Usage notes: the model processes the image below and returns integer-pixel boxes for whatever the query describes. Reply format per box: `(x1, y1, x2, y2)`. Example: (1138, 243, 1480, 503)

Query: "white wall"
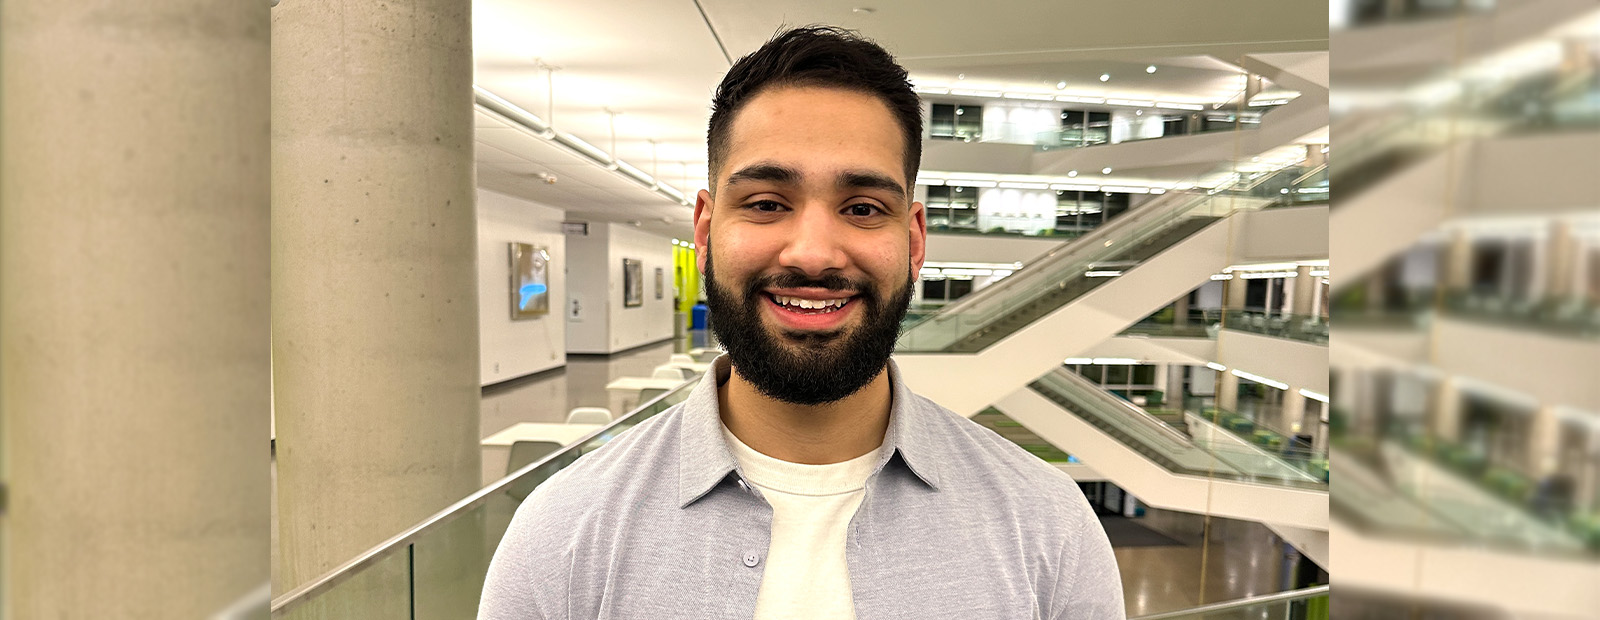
(478, 189, 567, 385)
(565, 221, 676, 354)
(923, 232, 1064, 265)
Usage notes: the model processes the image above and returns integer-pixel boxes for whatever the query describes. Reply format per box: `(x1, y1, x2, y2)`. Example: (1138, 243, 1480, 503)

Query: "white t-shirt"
(722, 426, 881, 620)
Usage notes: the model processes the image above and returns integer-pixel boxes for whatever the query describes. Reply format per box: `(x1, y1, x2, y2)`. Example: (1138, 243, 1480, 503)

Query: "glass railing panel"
(272, 377, 703, 618)
(275, 552, 413, 619)
(1442, 290, 1600, 338)
(1187, 406, 1327, 483)
(897, 191, 1260, 353)
(1032, 369, 1327, 490)
(1130, 586, 1328, 620)
(1222, 310, 1329, 344)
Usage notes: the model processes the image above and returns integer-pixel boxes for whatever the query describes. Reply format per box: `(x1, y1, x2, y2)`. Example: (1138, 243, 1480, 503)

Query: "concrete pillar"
(1305, 144, 1328, 168)
(1173, 292, 1191, 326)
(1167, 365, 1188, 409)
(272, 0, 481, 617)
(1217, 370, 1241, 412)
(1281, 387, 1308, 435)
(1152, 364, 1170, 407)
(1225, 273, 1248, 311)
(1546, 220, 1578, 301)
(1431, 377, 1462, 442)
(1292, 266, 1315, 316)
(0, 1, 270, 616)
(1531, 406, 1564, 478)
(1443, 228, 1473, 292)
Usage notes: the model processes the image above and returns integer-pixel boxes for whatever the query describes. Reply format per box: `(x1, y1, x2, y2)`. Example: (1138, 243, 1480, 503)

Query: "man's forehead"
(719, 85, 908, 187)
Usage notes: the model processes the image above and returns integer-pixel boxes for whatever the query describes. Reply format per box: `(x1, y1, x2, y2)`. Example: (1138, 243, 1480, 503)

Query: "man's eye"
(845, 203, 882, 217)
(744, 200, 785, 212)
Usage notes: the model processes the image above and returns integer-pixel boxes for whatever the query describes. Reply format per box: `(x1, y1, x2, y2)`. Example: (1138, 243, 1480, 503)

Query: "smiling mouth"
(766, 293, 855, 314)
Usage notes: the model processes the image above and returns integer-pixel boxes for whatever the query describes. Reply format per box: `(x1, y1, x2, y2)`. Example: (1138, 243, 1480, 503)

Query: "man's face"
(694, 85, 927, 405)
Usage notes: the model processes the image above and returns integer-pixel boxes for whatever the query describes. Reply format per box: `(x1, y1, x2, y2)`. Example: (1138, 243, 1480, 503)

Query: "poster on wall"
(623, 258, 644, 307)
(509, 242, 551, 320)
(654, 267, 664, 300)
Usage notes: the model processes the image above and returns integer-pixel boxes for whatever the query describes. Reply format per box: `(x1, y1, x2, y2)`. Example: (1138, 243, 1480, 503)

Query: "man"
(480, 26, 1124, 619)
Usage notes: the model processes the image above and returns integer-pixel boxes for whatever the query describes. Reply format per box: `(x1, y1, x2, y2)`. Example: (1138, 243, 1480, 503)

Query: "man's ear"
(908, 199, 927, 274)
(693, 189, 714, 274)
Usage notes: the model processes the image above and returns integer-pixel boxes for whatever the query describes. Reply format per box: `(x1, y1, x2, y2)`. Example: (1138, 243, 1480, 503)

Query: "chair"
(566, 407, 613, 425)
(652, 365, 689, 381)
(505, 440, 562, 501)
(669, 354, 696, 366)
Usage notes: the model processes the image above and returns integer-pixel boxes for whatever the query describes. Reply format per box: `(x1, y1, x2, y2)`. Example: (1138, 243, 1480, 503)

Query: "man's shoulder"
(904, 391, 1089, 509)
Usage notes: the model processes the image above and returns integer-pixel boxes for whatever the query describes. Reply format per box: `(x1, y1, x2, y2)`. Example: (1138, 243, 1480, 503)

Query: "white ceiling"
(472, 0, 1329, 237)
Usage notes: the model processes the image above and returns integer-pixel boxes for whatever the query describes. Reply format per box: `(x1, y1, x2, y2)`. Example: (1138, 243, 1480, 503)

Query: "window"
(925, 185, 980, 232)
(931, 103, 982, 141)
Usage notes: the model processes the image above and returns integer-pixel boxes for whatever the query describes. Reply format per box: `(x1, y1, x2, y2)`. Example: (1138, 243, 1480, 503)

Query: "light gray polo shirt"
(480, 357, 1125, 619)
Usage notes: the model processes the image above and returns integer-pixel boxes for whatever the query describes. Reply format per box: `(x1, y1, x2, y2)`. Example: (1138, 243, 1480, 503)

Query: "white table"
(481, 422, 606, 486)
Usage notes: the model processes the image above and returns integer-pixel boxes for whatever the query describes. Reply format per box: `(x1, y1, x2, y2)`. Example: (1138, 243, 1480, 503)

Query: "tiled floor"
(1114, 508, 1308, 617)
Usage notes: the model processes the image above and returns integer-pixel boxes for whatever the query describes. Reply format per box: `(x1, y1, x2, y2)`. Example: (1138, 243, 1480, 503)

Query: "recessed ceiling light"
(1135, 110, 1142, 116)
(1146, 65, 1157, 74)
(957, 73, 966, 80)
(1099, 74, 1110, 82)
(1067, 170, 1078, 177)
(1101, 167, 1112, 174)
(1056, 81, 1066, 90)
(852, 7, 876, 13)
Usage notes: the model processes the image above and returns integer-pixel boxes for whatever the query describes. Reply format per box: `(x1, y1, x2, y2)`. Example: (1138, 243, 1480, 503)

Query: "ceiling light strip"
(472, 85, 692, 207)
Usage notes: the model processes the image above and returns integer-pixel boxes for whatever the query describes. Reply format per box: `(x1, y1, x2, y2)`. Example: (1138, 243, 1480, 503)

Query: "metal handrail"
(1129, 585, 1329, 620)
(269, 375, 703, 617)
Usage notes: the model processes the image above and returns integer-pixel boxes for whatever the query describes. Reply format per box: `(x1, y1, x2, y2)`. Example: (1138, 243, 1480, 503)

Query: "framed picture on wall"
(509, 243, 551, 320)
(654, 267, 664, 300)
(623, 258, 644, 307)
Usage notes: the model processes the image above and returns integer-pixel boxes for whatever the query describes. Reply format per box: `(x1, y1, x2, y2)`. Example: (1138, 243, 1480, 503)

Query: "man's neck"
(718, 365, 893, 465)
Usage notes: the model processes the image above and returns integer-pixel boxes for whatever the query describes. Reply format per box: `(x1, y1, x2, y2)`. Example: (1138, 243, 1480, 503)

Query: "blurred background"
(0, 0, 1595, 619)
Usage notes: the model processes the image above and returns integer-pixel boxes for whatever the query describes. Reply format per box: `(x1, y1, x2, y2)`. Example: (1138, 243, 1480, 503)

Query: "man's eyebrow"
(838, 170, 907, 201)
(724, 162, 801, 187)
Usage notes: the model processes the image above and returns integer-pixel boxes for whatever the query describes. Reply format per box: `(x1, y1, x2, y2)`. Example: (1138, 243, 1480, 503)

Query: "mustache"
(745, 271, 873, 296)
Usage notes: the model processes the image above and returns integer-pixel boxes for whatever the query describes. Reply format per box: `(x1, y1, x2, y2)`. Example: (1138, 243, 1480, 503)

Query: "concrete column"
(1152, 364, 1170, 407)
(1217, 370, 1241, 411)
(1546, 220, 1578, 301)
(1443, 228, 1473, 292)
(1167, 365, 1188, 409)
(1225, 274, 1248, 310)
(1292, 266, 1315, 316)
(1531, 406, 1564, 478)
(1, 1, 270, 616)
(1173, 291, 1191, 326)
(272, 0, 481, 617)
(1281, 387, 1308, 435)
(1431, 377, 1462, 442)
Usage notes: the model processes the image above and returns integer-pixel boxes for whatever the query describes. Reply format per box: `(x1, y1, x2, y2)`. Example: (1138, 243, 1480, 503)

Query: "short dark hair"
(707, 26, 922, 193)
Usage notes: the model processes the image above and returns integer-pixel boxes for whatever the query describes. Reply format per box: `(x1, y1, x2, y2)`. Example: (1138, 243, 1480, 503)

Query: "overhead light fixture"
(1099, 73, 1110, 82)
(1156, 102, 1205, 111)
(1067, 170, 1078, 178)
(1056, 81, 1067, 90)
(957, 73, 966, 80)
(1101, 186, 1151, 194)
(1064, 358, 1094, 365)
(1056, 95, 1105, 104)
(1105, 98, 1155, 107)
(1002, 92, 1055, 101)
(1205, 362, 1227, 371)
(1135, 110, 1143, 116)
(950, 89, 1002, 98)
(1231, 368, 1289, 390)
(1298, 389, 1329, 403)
(998, 181, 1050, 190)
(1050, 183, 1100, 192)
(1146, 65, 1157, 74)
(1101, 167, 1112, 174)
(1085, 270, 1123, 278)
(945, 179, 998, 188)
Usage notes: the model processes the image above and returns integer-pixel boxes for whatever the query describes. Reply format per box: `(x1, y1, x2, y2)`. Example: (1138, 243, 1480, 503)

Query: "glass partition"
(273, 377, 703, 619)
(1222, 310, 1330, 344)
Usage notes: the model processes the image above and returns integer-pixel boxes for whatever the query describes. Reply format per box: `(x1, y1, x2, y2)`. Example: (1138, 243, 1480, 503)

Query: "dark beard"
(704, 247, 912, 406)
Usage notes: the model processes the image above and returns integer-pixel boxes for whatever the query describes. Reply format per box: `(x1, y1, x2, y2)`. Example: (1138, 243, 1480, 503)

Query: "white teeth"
(773, 295, 849, 311)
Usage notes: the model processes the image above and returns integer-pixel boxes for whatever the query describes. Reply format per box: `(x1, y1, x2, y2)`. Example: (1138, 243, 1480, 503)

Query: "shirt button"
(743, 551, 761, 567)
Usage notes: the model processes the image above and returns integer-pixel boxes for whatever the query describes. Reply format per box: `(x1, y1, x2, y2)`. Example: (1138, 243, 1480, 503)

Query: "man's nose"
(776, 204, 848, 277)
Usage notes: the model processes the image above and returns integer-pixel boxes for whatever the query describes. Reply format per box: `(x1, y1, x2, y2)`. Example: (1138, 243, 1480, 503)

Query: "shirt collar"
(677, 355, 942, 509)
